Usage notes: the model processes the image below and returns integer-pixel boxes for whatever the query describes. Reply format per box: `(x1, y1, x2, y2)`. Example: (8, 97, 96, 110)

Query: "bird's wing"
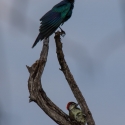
(69, 111, 75, 120)
(39, 12, 63, 38)
(32, 10, 63, 48)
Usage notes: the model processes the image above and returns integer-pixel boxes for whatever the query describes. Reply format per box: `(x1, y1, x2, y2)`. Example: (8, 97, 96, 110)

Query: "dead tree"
(26, 31, 95, 125)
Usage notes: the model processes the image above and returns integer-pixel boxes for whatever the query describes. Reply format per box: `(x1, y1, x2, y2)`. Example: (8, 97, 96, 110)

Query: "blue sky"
(0, 0, 125, 125)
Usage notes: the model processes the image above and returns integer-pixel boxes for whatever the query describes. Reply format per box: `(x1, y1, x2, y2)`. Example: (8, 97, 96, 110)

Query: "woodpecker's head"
(66, 102, 78, 111)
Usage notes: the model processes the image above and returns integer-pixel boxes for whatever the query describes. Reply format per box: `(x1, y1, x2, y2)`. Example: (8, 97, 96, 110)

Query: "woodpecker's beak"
(75, 103, 79, 107)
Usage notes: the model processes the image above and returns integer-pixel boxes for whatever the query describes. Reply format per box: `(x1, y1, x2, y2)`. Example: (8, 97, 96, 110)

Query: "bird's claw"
(59, 27, 66, 37)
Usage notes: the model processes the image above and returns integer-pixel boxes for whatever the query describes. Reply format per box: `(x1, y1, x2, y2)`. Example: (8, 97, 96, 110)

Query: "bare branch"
(27, 38, 81, 125)
(54, 31, 95, 125)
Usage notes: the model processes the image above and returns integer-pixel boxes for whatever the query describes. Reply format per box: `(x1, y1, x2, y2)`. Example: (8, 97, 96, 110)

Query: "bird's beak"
(75, 103, 79, 107)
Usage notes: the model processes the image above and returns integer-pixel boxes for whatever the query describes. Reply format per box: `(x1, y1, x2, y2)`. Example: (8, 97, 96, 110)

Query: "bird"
(67, 102, 86, 124)
(32, 0, 74, 48)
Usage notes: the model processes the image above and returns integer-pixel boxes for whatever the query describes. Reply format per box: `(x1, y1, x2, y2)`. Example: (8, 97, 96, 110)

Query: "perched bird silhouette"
(32, 0, 74, 48)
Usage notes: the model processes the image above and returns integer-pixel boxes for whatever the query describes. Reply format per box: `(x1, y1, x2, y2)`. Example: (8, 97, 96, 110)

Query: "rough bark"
(26, 38, 82, 125)
(54, 31, 95, 125)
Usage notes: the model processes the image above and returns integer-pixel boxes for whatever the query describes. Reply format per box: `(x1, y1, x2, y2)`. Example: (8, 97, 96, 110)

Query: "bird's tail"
(32, 33, 42, 48)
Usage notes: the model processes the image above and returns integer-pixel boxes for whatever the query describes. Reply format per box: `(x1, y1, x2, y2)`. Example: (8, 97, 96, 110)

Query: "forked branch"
(26, 38, 82, 125)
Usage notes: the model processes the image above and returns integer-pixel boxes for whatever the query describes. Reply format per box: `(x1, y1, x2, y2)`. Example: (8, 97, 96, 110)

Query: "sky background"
(0, 0, 125, 125)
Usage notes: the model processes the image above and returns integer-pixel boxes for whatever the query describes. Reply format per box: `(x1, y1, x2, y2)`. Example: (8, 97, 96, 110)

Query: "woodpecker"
(67, 102, 86, 124)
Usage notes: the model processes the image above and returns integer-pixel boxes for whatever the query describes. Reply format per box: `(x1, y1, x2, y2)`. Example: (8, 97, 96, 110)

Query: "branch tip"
(26, 65, 32, 73)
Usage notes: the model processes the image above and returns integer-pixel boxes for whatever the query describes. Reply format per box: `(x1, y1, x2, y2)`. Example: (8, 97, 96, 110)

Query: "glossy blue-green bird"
(32, 0, 74, 48)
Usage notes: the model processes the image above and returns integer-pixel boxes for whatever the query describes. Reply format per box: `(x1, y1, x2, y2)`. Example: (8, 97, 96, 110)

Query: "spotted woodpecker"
(67, 102, 86, 124)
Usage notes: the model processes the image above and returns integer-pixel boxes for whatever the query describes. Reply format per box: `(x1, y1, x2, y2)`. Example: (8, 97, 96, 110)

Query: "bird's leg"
(59, 27, 66, 37)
